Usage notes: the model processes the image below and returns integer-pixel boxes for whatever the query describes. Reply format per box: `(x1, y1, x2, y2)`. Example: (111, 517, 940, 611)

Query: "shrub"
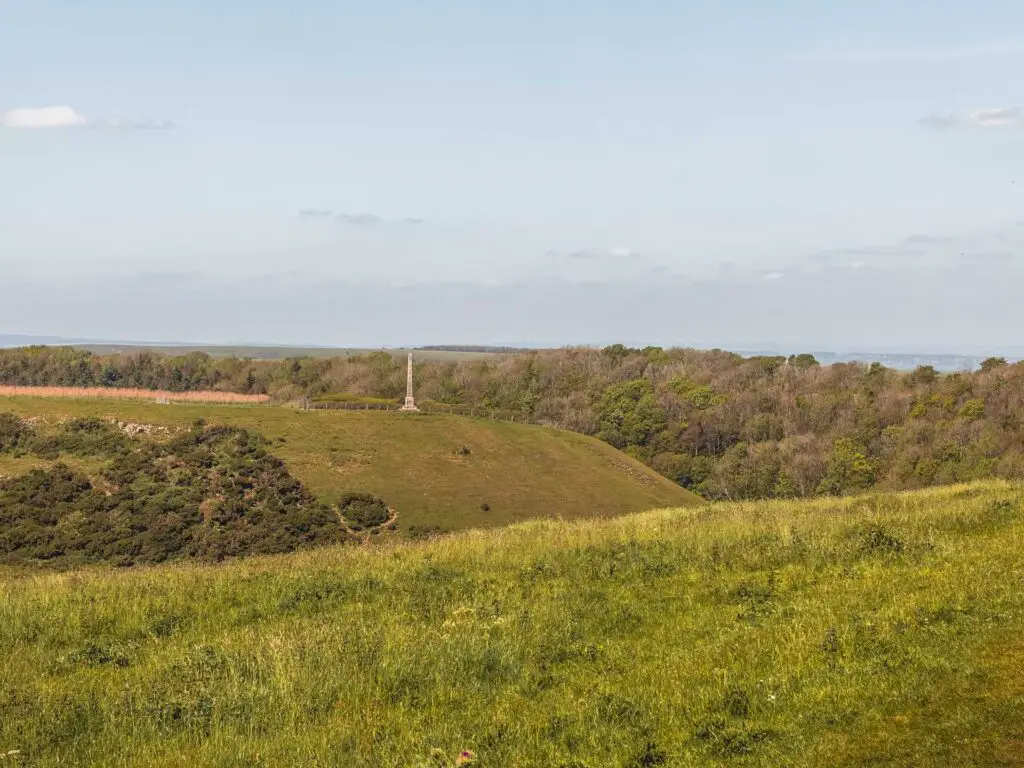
(854, 522, 905, 555)
(339, 492, 391, 529)
(817, 439, 875, 495)
(407, 525, 447, 541)
(0, 424, 347, 567)
(0, 412, 33, 452)
(959, 399, 985, 421)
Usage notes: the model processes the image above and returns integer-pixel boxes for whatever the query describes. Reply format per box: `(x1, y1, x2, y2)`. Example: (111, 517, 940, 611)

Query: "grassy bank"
(1, 482, 1022, 766)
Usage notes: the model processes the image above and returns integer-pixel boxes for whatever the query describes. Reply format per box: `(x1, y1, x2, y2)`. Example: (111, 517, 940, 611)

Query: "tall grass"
(0, 386, 269, 404)
(2, 483, 1022, 766)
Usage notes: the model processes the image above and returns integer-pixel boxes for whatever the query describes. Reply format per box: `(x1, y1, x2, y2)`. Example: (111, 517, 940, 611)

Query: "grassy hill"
(1, 482, 1021, 766)
(0, 397, 701, 538)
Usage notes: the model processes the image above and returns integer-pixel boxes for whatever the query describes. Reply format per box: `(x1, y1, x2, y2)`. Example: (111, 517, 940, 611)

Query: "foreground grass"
(0, 397, 700, 533)
(2, 483, 1023, 766)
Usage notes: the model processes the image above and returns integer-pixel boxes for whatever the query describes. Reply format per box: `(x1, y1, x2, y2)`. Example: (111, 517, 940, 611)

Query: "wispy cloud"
(796, 222, 1024, 278)
(920, 107, 1024, 129)
(298, 210, 424, 226)
(811, 244, 926, 266)
(782, 42, 1024, 64)
(97, 117, 173, 131)
(549, 246, 638, 261)
(903, 234, 964, 246)
(336, 213, 384, 226)
(1, 105, 173, 130)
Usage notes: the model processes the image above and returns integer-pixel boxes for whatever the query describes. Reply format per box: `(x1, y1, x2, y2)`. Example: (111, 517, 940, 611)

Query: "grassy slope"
(0, 397, 700, 532)
(1, 483, 1022, 766)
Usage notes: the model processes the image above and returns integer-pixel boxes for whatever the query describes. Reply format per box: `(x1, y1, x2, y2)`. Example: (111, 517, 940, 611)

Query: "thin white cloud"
(971, 108, 1024, 127)
(783, 42, 1024, 64)
(1, 106, 173, 130)
(297, 210, 425, 226)
(1, 106, 88, 129)
(97, 117, 174, 131)
(920, 107, 1024, 129)
(550, 247, 639, 261)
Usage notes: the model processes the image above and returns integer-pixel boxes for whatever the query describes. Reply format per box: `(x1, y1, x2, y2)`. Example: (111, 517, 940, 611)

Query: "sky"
(3, 0, 1024, 351)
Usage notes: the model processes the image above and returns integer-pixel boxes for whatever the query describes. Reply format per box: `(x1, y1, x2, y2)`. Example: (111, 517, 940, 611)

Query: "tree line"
(3, 344, 1022, 500)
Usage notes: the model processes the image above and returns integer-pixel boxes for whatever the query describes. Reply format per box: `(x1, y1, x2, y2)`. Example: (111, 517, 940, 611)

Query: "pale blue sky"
(2, 0, 1024, 347)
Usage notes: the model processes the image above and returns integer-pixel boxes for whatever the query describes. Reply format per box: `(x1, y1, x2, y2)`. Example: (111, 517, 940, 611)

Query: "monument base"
(400, 397, 420, 412)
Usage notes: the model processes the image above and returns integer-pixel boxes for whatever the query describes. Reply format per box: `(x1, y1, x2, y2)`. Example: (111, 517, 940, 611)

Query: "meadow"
(1, 482, 1021, 766)
(0, 397, 699, 535)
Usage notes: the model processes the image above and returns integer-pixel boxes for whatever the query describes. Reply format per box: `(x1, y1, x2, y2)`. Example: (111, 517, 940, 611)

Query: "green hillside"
(0, 397, 701, 538)
(1, 482, 1021, 766)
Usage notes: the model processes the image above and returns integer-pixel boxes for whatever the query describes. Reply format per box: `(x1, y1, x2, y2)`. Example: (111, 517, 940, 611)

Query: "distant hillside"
(8, 345, 1024, 503)
(2, 481, 1021, 765)
(0, 398, 701, 553)
(0, 336, 509, 361)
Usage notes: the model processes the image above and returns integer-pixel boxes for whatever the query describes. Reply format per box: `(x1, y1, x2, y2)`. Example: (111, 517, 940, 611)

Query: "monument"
(400, 352, 419, 411)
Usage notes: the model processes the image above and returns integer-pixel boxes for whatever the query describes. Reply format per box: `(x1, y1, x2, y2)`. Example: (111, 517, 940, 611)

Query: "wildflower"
(455, 750, 477, 766)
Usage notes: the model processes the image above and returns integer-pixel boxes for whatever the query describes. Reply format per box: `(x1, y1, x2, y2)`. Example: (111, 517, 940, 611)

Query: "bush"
(0, 424, 348, 568)
(407, 525, 447, 540)
(339, 493, 391, 529)
(0, 412, 33, 452)
(959, 399, 985, 421)
(854, 522, 905, 555)
(30, 418, 130, 459)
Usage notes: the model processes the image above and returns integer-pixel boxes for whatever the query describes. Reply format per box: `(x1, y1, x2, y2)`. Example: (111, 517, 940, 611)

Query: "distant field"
(67, 344, 513, 361)
(0, 397, 700, 532)
(1, 482, 1021, 765)
(0, 385, 269, 404)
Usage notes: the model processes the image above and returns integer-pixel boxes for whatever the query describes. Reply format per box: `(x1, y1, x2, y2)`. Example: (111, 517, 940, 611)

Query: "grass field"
(0, 397, 700, 533)
(1, 482, 1021, 766)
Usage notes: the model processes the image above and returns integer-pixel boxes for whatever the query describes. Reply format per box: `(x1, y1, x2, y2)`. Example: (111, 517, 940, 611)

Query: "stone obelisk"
(400, 352, 419, 411)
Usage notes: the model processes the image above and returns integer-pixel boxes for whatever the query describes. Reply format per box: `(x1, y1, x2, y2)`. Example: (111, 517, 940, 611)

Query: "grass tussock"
(1, 482, 1023, 766)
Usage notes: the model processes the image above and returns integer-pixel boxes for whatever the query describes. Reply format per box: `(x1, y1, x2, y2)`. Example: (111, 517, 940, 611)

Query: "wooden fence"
(309, 400, 529, 422)
(0, 385, 528, 420)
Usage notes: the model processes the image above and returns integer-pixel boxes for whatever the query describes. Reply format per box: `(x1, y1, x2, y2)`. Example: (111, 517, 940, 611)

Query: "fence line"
(0, 385, 527, 420)
(310, 400, 529, 423)
(0, 385, 270, 405)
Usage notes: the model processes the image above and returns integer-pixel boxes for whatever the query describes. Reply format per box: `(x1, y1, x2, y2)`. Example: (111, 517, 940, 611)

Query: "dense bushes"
(0, 412, 33, 452)
(0, 418, 348, 567)
(338, 492, 391, 530)
(7, 345, 1024, 500)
